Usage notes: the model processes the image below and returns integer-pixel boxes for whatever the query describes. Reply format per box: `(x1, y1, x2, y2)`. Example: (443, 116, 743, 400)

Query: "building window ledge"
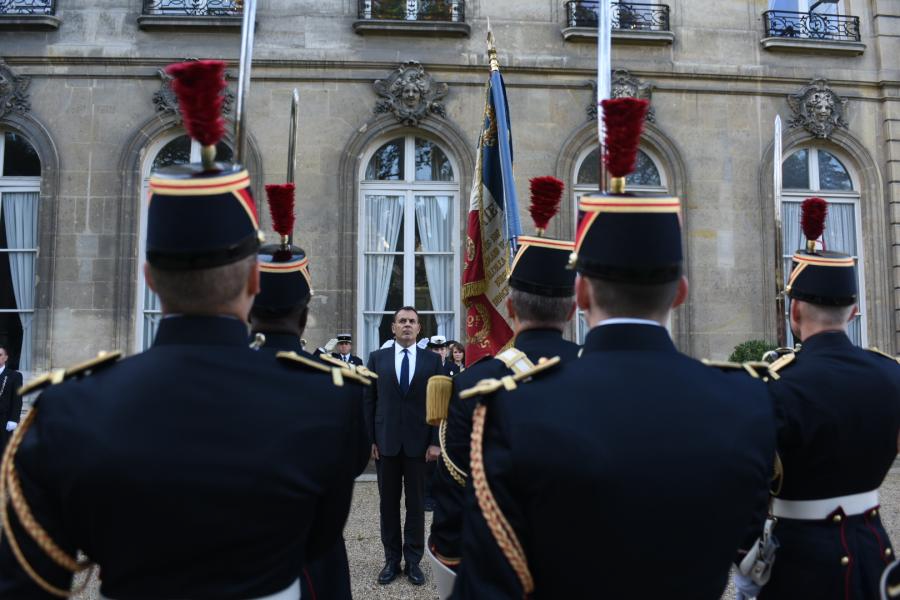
(137, 14, 243, 31)
(353, 19, 469, 37)
(0, 15, 61, 30)
(761, 37, 865, 56)
(562, 26, 674, 45)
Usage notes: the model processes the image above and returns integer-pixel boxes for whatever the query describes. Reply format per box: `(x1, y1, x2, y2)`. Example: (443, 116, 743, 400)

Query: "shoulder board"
(18, 350, 123, 396)
(277, 351, 372, 387)
(496, 348, 536, 376)
(318, 353, 379, 379)
(459, 356, 561, 400)
(768, 352, 796, 375)
(867, 347, 900, 365)
(701, 359, 776, 380)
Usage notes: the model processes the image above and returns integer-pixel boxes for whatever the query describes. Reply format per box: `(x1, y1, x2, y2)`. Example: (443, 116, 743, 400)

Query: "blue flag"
(482, 69, 521, 257)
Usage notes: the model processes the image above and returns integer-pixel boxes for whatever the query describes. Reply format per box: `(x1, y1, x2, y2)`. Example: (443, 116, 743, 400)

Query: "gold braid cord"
(470, 404, 534, 595)
(439, 420, 467, 487)
(0, 408, 94, 597)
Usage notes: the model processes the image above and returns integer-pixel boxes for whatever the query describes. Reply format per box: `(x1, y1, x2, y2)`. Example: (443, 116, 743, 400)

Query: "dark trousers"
(376, 452, 425, 567)
(301, 537, 351, 600)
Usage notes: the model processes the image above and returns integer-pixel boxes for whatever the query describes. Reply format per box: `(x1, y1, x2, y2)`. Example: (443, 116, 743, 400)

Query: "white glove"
(323, 338, 339, 353)
(733, 572, 762, 600)
(5, 421, 16, 432)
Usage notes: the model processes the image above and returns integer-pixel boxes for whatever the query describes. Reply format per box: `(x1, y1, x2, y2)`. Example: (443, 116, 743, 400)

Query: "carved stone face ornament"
(374, 61, 448, 127)
(787, 78, 848, 139)
(0, 61, 31, 120)
(587, 69, 655, 123)
(153, 62, 234, 121)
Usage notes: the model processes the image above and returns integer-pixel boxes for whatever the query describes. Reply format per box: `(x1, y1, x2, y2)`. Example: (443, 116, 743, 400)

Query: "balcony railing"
(358, 0, 465, 23)
(0, 0, 54, 15)
(763, 10, 860, 42)
(565, 1, 670, 32)
(142, 0, 241, 16)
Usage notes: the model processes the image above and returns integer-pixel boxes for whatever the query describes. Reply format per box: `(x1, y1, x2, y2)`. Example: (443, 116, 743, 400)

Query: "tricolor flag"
(462, 66, 521, 365)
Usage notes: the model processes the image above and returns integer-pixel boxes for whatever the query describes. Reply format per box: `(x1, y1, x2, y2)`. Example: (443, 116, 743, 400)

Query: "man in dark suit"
(0, 60, 368, 599)
(365, 306, 443, 586)
(0, 345, 23, 447)
(332, 333, 363, 366)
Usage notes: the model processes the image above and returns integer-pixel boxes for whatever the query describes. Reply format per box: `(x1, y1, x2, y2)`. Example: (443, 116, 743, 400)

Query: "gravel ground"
(65, 462, 900, 599)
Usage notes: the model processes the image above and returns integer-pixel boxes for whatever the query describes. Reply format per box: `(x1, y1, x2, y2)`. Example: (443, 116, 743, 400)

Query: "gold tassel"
(425, 375, 453, 426)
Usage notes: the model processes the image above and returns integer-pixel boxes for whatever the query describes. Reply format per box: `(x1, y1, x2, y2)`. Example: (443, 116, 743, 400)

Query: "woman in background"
(445, 342, 465, 377)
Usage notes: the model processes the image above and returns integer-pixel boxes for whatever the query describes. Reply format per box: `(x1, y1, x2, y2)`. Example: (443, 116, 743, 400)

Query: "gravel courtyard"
(65, 461, 900, 599)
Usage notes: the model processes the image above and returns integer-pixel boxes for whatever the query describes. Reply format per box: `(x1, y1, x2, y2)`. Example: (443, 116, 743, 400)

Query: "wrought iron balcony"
(357, 0, 465, 23)
(142, 0, 242, 16)
(0, 0, 55, 15)
(565, 1, 670, 32)
(763, 10, 860, 42)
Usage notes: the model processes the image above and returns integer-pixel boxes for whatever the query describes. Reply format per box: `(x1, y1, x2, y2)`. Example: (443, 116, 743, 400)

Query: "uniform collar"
(796, 330, 853, 354)
(153, 315, 250, 347)
(253, 331, 304, 353)
(514, 328, 564, 350)
(582, 323, 676, 355)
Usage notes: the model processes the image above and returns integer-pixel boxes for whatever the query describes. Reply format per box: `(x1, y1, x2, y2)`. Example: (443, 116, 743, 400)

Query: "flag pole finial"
(487, 20, 500, 72)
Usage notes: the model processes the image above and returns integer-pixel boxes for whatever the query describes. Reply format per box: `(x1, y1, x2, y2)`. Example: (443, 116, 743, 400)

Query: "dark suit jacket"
(0, 367, 23, 426)
(365, 344, 442, 458)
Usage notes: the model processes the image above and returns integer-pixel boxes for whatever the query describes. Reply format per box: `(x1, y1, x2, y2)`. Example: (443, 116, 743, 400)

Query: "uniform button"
(887, 548, 893, 557)
(871, 509, 878, 518)
(841, 556, 850, 566)
(833, 514, 843, 524)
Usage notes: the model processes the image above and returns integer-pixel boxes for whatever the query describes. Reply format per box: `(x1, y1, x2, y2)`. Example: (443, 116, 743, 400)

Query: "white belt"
(100, 578, 300, 600)
(772, 490, 879, 520)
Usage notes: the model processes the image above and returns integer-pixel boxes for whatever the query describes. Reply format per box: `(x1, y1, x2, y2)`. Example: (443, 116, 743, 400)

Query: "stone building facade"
(0, 0, 898, 376)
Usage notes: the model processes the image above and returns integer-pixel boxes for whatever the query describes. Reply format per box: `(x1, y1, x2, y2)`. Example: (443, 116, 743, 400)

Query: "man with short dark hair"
(332, 334, 363, 366)
(0, 345, 22, 447)
(365, 306, 443, 586)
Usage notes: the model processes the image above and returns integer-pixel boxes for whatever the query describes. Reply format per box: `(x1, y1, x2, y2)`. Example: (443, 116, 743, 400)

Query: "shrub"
(729, 339, 777, 363)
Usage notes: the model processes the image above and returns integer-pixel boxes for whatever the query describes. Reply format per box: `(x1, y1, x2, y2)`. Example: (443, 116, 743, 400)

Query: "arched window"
(572, 145, 668, 341)
(358, 134, 460, 356)
(0, 131, 41, 373)
(781, 146, 866, 345)
(136, 134, 233, 350)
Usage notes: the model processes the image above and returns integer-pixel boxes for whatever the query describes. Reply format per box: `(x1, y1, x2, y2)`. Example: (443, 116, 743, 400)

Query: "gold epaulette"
(426, 375, 453, 426)
(459, 356, 561, 400)
(277, 351, 371, 387)
(318, 353, 380, 379)
(768, 352, 796, 375)
(18, 351, 123, 396)
(701, 359, 777, 381)
(868, 347, 900, 365)
(495, 348, 537, 377)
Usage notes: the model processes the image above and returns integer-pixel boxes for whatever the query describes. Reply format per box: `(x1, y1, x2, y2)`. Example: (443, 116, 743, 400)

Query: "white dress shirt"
(0, 365, 5, 377)
(597, 318, 664, 328)
(394, 341, 417, 386)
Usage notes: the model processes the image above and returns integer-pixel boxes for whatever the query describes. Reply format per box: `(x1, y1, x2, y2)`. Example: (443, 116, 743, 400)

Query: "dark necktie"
(399, 349, 410, 395)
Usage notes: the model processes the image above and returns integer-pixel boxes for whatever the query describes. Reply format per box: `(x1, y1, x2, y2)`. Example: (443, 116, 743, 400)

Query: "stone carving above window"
(373, 61, 448, 127)
(152, 62, 234, 120)
(0, 60, 31, 120)
(587, 70, 655, 123)
(787, 78, 848, 139)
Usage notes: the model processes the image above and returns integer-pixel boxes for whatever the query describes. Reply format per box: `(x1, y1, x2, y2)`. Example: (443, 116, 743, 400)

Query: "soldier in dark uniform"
(426, 177, 580, 597)
(331, 334, 363, 366)
(0, 345, 23, 448)
(757, 198, 900, 600)
(450, 98, 776, 599)
(0, 60, 368, 600)
(249, 183, 369, 600)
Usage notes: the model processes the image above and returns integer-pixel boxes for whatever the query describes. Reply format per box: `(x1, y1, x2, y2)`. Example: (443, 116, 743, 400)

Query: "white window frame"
(768, 0, 845, 13)
(572, 145, 669, 343)
(781, 146, 866, 346)
(136, 132, 218, 351)
(356, 134, 461, 358)
(0, 131, 41, 374)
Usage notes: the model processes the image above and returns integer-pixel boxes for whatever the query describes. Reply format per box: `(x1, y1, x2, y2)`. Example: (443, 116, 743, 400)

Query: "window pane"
(847, 315, 862, 346)
(415, 254, 453, 313)
(782, 201, 803, 255)
(768, 0, 799, 10)
(215, 141, 234, 164)
(783, 149, 809, 189)
(3, 133, 41, 177)
(414, 195, 452, 252)
(364, 313, 394, 354)
(822, 203, 857, 255)
(577, 148, 600, 185)
(365, 138, 404, 181)
(626, 150, 661, 187)
(363, 195, 404, 252)
(818, 150, 853, 191)
(415, 138, 454, 181)
(363, 253, 404, 312)
(152, 135, 192, 171)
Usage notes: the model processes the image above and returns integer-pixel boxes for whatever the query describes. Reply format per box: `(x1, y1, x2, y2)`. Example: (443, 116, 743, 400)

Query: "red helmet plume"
(601, 98, 650, 179)
(265, 184, 296, 238)
(528, 176, 564, 233)
(165, 60, 227, 148)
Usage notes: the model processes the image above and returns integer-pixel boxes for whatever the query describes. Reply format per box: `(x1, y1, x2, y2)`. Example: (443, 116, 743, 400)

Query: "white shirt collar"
(598, 318, 664, 328)
(394, 341, 416, 356)
(0, 365, 5, 376)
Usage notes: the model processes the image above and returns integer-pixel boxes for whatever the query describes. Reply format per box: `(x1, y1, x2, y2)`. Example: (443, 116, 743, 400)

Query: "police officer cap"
(427, 335, 447, 348)
(786, 197, 857, 307)
(147, 61, 261, 271)
(337, 334, 352, 343)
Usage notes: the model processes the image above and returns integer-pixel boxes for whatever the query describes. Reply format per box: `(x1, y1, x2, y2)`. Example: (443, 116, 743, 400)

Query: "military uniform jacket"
(0, 316, 369, 600)
(451, 324, 776, 599)
(331, 352, 363, 367)
(0, 365, 23, 428)
(760, 331, 900, 600)
(429, 329, 580, 563)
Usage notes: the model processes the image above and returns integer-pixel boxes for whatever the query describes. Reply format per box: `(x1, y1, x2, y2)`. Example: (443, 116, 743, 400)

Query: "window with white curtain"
(781, 147, 865, 346)
(572, 146, 668, 342)
(358, 135, 460, 357)
(0, 131, 41, 374)
(136, 134, 233, 350)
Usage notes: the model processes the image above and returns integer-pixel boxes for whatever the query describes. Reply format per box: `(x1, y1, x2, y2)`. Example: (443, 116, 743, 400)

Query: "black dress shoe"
(406, 563, 425, 586)
(378, 562, 400, 585)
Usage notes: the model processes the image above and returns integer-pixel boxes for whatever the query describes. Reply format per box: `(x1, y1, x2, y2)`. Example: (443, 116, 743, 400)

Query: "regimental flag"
(462, 68, 521, 366)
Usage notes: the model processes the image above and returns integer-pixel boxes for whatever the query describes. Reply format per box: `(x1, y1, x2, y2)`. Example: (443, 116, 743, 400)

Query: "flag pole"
(597, 0, 612, 193)
(234, 0, 257, 165)
(286, 88, 300, 246)
(773, 115, 787, 347)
